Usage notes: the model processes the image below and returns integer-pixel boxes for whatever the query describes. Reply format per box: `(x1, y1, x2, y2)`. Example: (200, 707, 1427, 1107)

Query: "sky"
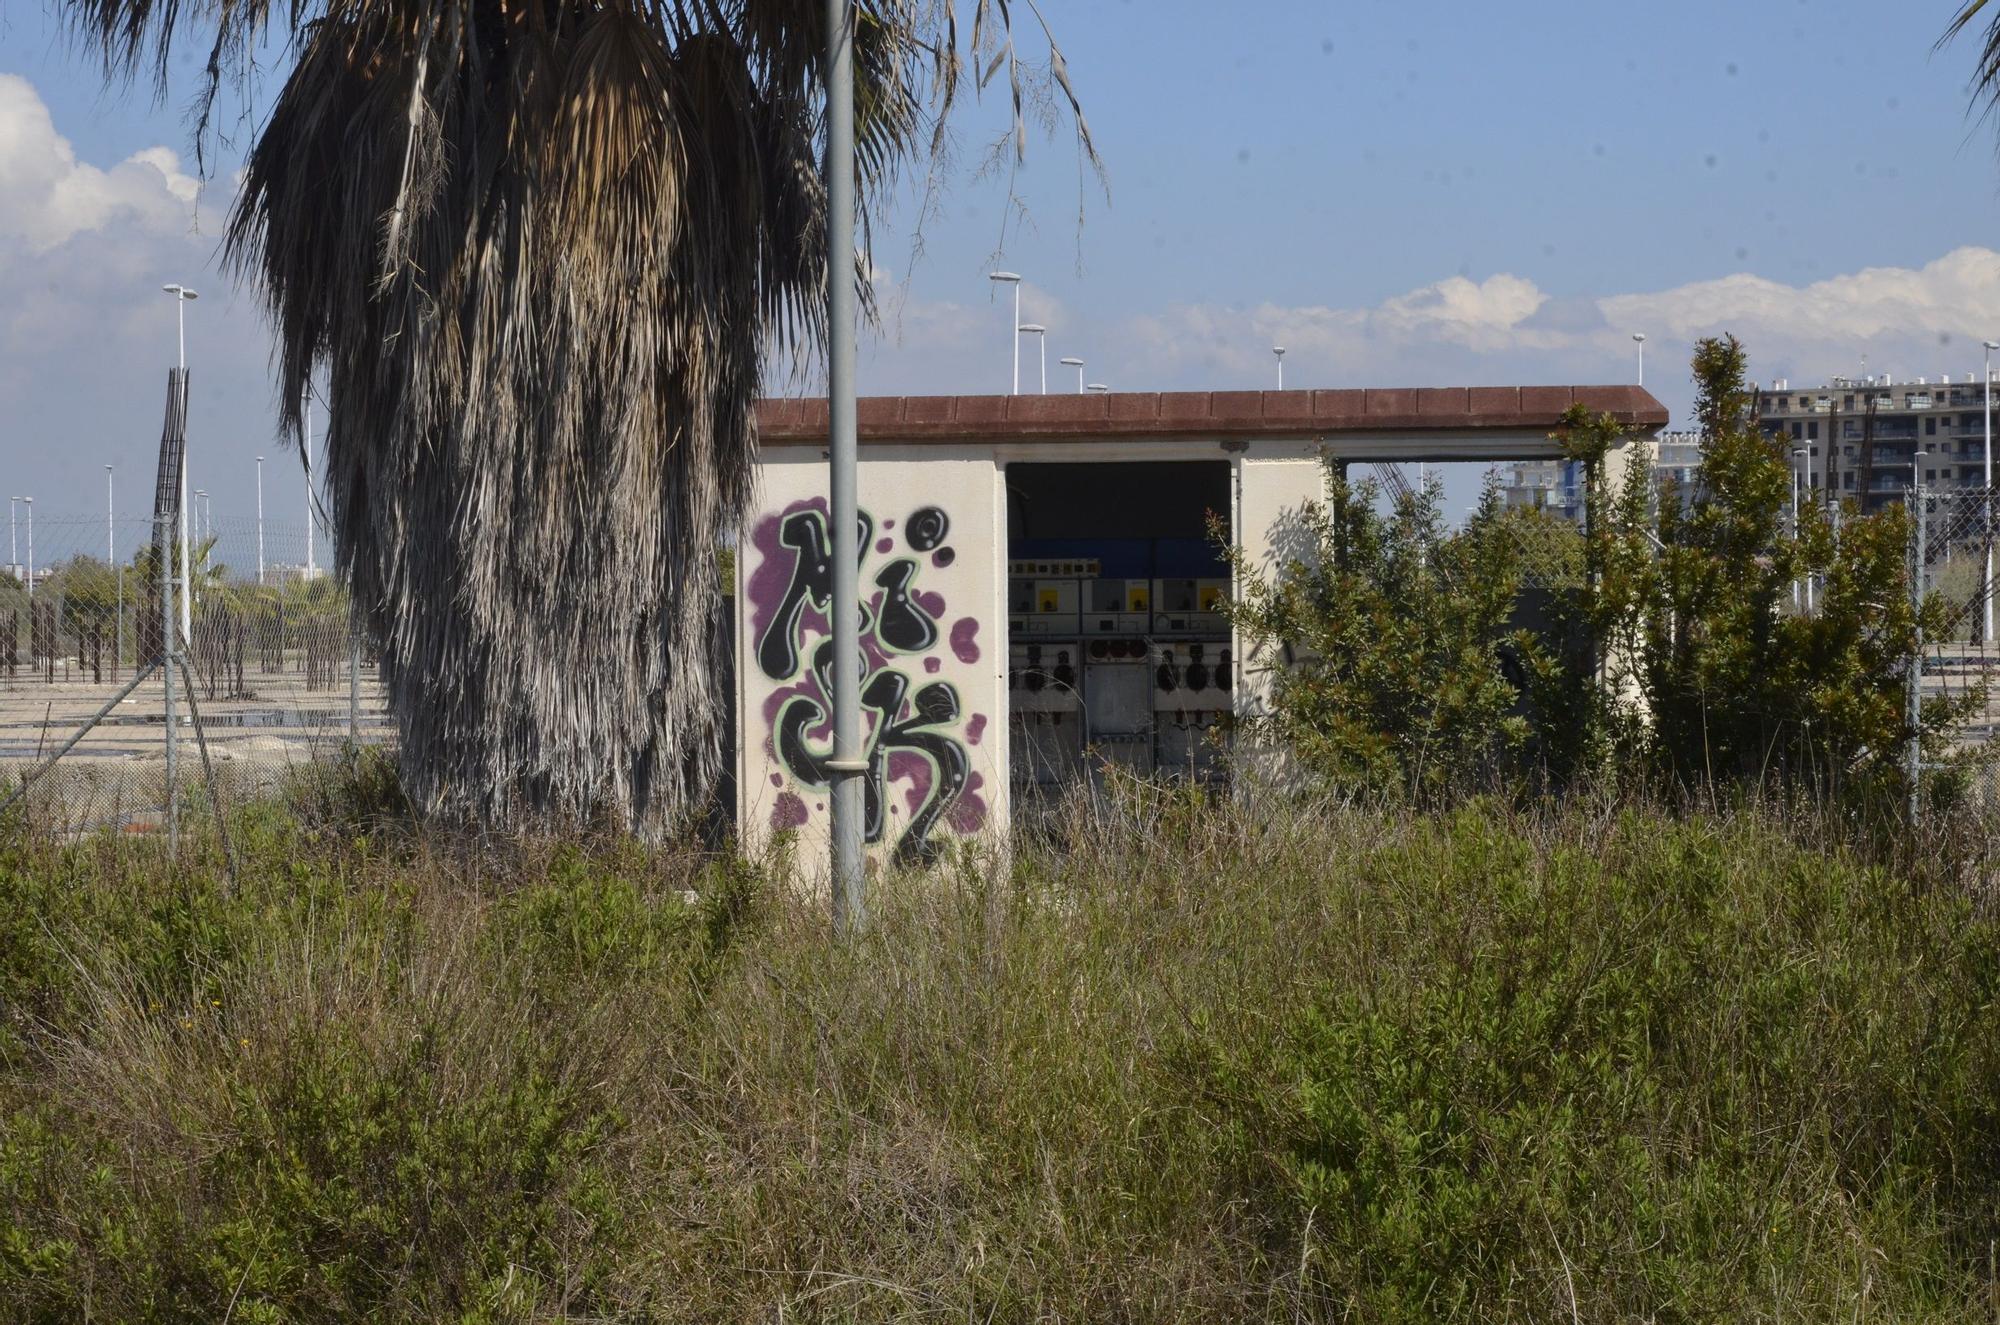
(5, 0, 2000, 562)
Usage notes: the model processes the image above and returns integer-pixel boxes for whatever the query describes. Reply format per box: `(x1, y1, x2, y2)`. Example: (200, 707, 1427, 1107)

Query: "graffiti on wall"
(746, 499, 988, 864)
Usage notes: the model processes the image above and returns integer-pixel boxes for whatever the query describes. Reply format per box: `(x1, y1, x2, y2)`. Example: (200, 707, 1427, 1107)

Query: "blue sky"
(4, 0, 2000, 562)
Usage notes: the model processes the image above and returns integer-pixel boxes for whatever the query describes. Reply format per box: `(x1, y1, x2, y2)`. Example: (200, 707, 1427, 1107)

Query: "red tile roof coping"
(755, 386, 1666, 444)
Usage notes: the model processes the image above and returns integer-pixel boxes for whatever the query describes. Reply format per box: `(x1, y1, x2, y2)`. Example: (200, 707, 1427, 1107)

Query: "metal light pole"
(195, 491, 209, 543)
(1274, 345, 1286, 389)
(256, 456, 266, 586)
(303, 382, 317, 579)
(108, 465, 121, 673)
(1800, 446, 1816, 612)
(1984, 340, 1997, 645)
(162, 284, 197, 640)
(7, 497, 15, 580)
(1086, 382, 1109, 393)
(1633, 332, 1647, 387)
(1060, 357, 1084, 394)
(826, 0, 865, 931)
(21, 498, 30, 600)
(989, 272, 1022, 394)
(1020, 323, 1047, 393)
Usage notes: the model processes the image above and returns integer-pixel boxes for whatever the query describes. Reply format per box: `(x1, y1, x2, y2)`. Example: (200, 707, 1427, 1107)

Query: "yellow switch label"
(1039, 588, 1060, 613)
(1127, 585, 1150, 612)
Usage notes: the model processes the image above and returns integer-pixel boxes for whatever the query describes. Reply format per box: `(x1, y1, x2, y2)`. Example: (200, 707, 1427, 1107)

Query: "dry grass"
(3, 767, 1999, 1321)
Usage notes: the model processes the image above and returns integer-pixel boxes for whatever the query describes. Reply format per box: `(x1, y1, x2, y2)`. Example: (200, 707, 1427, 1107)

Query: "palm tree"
(1946, 3, 2000, 117)
(69, 0, 1090, 835)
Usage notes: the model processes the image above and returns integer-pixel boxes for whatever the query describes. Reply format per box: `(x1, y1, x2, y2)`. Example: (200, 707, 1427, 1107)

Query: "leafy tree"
(1594, 336, 1974, 802)
(68, 0, 1092, 834)
(1224, 469, 1585, 799)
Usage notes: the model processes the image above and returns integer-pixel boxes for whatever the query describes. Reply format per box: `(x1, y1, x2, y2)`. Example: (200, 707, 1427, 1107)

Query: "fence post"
(1908, 485, 1926, 827)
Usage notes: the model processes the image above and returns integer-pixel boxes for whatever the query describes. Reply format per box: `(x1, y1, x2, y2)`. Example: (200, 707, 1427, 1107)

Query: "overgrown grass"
(4, 769, 2000, 1321)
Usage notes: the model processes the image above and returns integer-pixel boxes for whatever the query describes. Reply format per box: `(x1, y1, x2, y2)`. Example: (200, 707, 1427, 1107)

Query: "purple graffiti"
(771, 792, 809, 831)
(950, 617, 981, 664)
(965, 713, 987, 746)
(876, 537, 894, 554)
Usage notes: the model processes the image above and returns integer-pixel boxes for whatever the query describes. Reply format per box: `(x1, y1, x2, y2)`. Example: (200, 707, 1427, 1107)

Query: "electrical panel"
(1006, 567, 1233, 793)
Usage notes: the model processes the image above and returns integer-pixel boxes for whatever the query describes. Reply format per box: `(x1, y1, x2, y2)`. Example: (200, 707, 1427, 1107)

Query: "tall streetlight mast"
(162, 284, 198, 640)
(1985, 340, 1998, 645)
(1633, 333, 1647, 388)
(256, 456, 266, 586)
(1059, 357, 1084, 394)
(1274, 345, 1286, 390)
(989, 272, 1022, 394)
(303, 382, 317, 578)
(21, 498, 31, 600)
(827, 0, 864, 929)
(1086, 382, 1109, 393)
(1019, 324, 1047, 394)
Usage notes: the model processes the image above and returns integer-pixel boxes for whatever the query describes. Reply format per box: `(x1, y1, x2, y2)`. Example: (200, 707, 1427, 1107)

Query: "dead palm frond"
(66, 0, 1094, 835)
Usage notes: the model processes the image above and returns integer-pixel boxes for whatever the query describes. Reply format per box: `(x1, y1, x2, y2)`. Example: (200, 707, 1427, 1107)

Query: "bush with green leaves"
(1223, 470, 1601, 799)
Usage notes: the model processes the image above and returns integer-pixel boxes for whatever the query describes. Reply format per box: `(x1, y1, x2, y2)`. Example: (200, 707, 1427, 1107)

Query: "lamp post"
(1019, 323, 1047, 393)
(195, 491, 209, 543)
(1633, 332, 1646, 387)
(256, 456, 266, 586)
(303, 382, 317, 579)
(21, 498, 31, 601)
(7, 497, 15, 581)
(1086, 382, 1109, 394)
(989, 272, 1022, 394)
(1984, 340, 1997, 645)
(1800, 446, 1816, 612)
(828, 0, 864, 930)
(1060, 356, 1084, 394)
(1274, 345, 1286, 390)
(108, 464, 121, 671)
(162, 283, 198, 641)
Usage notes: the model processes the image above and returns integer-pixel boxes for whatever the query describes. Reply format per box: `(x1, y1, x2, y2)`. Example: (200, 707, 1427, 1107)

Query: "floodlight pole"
(826, 0, 866, 932)
(1984, 340, 1996, 645)
(256, 456, 265, 586)
(163, 284, 197, 641)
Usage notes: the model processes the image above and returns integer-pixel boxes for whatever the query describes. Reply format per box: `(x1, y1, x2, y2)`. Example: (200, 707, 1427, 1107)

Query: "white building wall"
(737, 445, 1006, 867)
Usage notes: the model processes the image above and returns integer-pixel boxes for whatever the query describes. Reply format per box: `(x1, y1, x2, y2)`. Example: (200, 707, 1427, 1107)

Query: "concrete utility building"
(737, 386, 1667, 865)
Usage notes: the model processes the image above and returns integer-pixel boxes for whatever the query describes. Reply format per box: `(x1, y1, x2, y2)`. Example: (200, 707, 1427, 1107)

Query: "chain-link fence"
(1907, 489, 2000, 774)
(0, 513, 388, 838)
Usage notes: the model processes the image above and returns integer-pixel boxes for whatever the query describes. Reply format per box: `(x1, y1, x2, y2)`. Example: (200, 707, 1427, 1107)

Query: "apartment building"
(1759, 373, 2000, 513)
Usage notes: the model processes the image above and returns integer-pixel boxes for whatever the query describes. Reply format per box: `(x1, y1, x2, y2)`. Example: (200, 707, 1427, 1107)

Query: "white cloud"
(0, 74, 204, 252)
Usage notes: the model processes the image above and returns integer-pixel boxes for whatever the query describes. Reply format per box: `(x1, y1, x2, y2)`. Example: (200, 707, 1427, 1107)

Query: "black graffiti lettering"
(872, 559, 939, 654)
(771, 643, 969, 863)
(756, 508, 875, 680)
(906, 506, 950, 552)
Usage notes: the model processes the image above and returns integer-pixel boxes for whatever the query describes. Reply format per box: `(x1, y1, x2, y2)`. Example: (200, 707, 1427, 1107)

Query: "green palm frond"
(63, 0, 1091, 835)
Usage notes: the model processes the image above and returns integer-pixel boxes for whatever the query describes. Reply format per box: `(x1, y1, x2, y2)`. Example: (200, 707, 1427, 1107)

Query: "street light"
(303, 381, 318, 579)
(8, 497, 18, 582)
(1633, 332, 1647, 388)
(1019, 323, 1047, 394)
(1086, 382, 1110, 393)
(162, 283, 198, 641)
(989, 272, 1022, 394)
(256, 456, 266, 586)
(21, 498, 31, 601)
(1274, 345, 1286, 390)
(108, 465, 122, 673)
(195, 490, 209, 543)
(1984, 340, 1997, 645)
(1060, 356, 1085, 394)
(1791, 446, 1808, 612)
